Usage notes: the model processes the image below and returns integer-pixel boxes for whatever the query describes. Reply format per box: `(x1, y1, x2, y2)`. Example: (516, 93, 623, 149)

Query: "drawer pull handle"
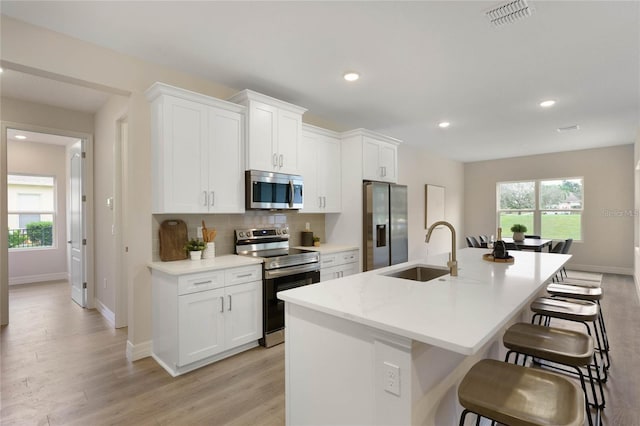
(193, 280, 212, 286)
(235, 273, 253, 278)
(324, 259, 334, 263)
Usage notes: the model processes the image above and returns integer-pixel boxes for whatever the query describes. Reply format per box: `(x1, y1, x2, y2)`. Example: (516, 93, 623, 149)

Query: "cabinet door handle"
(220, 296, 224, 313)
(210, 191, 215, 207)
(323, 196, 327, 208)
(273, 153, 278, 167)
(202, 191, 208, 206)
(193, 280, 212, 286)
(228, 295, 232, 311)
(324, 259, 334, 263)
(319, 196, 322, 208)
(279, 154, 284, 168)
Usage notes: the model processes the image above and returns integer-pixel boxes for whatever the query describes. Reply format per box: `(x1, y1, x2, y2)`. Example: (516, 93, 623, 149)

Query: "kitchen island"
(278, 248, 570, 425)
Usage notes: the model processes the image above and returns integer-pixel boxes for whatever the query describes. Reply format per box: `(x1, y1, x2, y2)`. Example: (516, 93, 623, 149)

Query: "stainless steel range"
(235, 226, 320, 347)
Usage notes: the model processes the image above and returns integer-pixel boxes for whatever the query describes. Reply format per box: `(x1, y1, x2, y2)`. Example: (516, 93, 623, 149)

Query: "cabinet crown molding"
(228, 89, 308, 115)
(340, 128, 402, 145)
(302, 122, 341, 138)
(145, 82, 245, 113)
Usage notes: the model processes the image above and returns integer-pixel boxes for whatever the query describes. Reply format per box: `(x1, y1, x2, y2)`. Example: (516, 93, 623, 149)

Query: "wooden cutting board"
(159, 219, 188, 261)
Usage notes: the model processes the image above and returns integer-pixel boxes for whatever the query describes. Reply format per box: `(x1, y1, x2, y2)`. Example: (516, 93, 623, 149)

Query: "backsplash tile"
(152, 212, 325, 261)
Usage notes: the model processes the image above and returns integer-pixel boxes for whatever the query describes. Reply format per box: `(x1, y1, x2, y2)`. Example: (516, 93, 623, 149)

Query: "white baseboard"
(568, 263, 633, 276)
(9, 272, 69, 285)
(126, 340, 151, 362)
(95, 298, 115, 327)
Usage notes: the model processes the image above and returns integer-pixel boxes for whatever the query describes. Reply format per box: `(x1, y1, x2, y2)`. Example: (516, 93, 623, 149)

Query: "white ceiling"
(1, 1, 638, 162)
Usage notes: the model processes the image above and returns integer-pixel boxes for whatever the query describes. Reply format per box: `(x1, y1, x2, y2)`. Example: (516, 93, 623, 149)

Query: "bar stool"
(458, 359, 585, 426)
(530, 296, 609, 382)
(546, 283, 611, 373)
(503, 322, 603, 425)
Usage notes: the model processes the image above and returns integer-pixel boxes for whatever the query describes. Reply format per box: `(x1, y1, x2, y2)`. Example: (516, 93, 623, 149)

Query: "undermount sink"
(384, 265, 449, 282)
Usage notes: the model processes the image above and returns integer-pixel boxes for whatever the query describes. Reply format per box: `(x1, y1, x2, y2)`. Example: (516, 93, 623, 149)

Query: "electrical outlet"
(197, 226, 203, 238)
(383, 362, 400, 396)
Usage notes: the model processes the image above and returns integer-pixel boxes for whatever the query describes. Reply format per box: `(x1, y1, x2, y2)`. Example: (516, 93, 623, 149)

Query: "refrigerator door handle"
(376, 224, 387, 247)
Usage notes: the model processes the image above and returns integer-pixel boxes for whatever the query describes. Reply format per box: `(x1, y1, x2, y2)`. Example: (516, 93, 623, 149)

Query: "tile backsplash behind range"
(152, 211, 325, 261)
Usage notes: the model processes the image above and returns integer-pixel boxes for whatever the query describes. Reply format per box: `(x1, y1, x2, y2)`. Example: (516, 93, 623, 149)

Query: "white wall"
(464, 145, 634, 274)
(7, 140, 68, 284)
(634, 129, 640, 300)
(93, 95, 129, 320)
(397, 144, 465, 259)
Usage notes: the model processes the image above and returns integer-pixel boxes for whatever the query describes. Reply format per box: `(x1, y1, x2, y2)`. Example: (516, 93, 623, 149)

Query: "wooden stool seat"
(547, 283, 602, 301)
(504, 323, 594, 366)
(531, 296, 599, 322)
(560, 278, 601, 288)
(458, 359, 585, 426)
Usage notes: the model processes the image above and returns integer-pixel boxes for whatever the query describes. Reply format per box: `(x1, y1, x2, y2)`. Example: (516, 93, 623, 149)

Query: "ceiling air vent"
(486, 0, 534, 27)
(557, 125, 580, 133)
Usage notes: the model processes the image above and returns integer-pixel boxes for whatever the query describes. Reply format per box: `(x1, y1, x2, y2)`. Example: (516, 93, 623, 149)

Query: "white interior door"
(69, 140, 86, 307)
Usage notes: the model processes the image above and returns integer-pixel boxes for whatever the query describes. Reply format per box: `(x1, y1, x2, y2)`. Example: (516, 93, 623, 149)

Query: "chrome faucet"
(425, 220, 458, 277)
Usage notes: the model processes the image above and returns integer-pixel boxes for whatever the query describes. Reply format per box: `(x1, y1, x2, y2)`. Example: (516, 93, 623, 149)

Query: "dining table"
(502, 237, 553, 252)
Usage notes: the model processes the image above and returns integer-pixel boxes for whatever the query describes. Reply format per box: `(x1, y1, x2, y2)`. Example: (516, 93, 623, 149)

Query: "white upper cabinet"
(362, 135, 398, 183)
(228, 90, 307, 175)
(300, 124, 341, 213)
(146, 82, 246, 214)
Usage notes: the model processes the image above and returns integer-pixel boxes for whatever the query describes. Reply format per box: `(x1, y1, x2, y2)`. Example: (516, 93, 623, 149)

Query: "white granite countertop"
(278, 248, 570, 355)
(292, 244, 359, 254)
(148, 254, 263, 275)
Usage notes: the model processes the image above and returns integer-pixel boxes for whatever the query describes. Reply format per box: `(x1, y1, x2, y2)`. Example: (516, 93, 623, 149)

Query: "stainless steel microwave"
(245, 170, 303, 210)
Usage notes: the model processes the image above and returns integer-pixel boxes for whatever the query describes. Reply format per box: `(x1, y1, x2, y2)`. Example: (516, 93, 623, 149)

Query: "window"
(7, 174, 56, 249)
(497, 178, 583, 240)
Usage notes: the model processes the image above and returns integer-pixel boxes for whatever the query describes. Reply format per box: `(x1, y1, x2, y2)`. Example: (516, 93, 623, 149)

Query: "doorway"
(2, 124, 94, 321)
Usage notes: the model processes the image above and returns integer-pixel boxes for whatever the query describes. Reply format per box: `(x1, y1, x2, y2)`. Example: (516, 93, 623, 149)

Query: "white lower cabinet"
(319, 249, 359, 281)
(152, 264, 262, 376)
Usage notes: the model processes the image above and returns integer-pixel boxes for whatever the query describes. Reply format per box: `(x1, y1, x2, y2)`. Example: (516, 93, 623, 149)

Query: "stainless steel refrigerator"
(363, 181, 408, 271)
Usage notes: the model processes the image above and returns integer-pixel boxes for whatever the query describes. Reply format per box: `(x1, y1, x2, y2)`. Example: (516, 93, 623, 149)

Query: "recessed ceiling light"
(15, 135, 27, 140)
(343, 72, 360, 82)
(438, 121, 451, 128)
(539, 100, 556, 108)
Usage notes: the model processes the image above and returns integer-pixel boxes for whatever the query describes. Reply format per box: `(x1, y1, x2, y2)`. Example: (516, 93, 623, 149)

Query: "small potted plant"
(185, 239, 206, 260)
(510, 224, 527, 242)
(312, 236, 321, 247)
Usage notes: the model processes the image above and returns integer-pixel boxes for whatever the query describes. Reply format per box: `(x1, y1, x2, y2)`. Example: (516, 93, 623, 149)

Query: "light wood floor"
(1, 274, 639, 425)
(1, 280, 284, 425)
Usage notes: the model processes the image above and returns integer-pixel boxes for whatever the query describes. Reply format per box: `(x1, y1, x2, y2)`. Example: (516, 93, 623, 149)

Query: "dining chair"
(479, 235, 489, 244)
(551, 241, 565, 253)
(560, 238, 574, 279)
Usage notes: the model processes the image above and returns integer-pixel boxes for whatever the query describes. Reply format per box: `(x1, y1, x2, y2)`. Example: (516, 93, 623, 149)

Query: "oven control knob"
(238, 231, 244, 238)
(282, 228, 288, 235)
(247, 231, 252, 237)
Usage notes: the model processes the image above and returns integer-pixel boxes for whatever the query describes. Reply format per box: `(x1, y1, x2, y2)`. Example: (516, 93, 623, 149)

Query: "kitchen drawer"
(339, 250, 358, 264)
(320, 253, 340, 268)
(178, 270, 225, 295)
(321, 250, 358, 268)
(225, 265, 262, 286)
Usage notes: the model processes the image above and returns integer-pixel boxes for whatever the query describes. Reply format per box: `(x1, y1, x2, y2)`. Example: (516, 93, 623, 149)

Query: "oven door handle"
(264, 263, 320, 280)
